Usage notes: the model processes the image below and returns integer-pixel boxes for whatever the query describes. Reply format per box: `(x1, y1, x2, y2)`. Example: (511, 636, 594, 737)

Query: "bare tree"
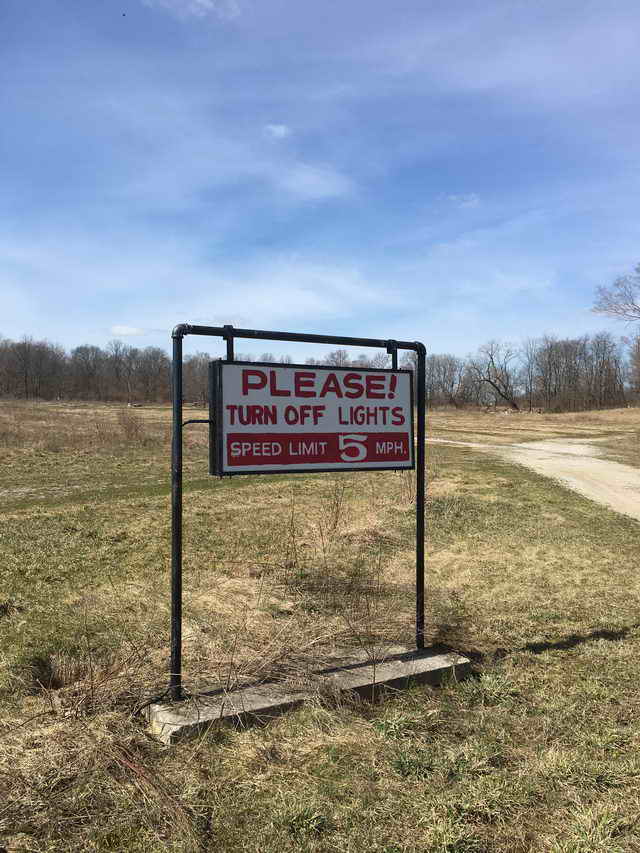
(436, 355, 469, 408)
(137, 347, 170, 402)
(399, 351, 417, 372)
(369, 351, 390, 369)
(14, 337, 35, 399)
(593, 263, 640, 322)
(184, 352, 210, 405)
(70, 345, 106, 400)
(352, 352, 371, 368)
(629, 334, 640, 396)
(0, 337, 14, 396)
(31, 341, 65, 399)
(519, 338, 538, 412)
(122, 346, 139, 404)
(257, 353, 292, 363)
(324, 349, 350, 367)
(469, 341, 520, 410)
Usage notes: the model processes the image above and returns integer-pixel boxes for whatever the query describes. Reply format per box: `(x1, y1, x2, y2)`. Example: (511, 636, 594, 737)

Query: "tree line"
(419, 333, 637, 411)
(1, 330, 638, 412)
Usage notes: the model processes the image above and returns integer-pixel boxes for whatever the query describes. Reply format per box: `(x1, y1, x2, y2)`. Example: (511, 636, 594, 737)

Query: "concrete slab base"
(147, 646, 470, 744)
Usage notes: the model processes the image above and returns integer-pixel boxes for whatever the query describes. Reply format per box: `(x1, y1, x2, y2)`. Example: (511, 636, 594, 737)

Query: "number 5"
(339, 434, 367, 462)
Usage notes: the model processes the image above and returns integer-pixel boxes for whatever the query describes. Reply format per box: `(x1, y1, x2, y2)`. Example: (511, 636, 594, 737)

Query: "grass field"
(1, 402, 640, 852)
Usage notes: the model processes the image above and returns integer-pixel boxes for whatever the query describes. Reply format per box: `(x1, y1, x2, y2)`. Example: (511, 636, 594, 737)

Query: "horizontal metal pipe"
(173, 323, 420, 352)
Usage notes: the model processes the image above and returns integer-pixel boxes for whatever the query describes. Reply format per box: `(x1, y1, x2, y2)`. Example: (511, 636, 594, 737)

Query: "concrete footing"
(147, 646, 470, 744)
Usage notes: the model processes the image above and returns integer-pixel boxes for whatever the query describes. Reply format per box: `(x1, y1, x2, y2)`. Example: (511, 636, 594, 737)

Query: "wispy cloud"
(141, 0, 240, 19)
(93, 90, 353, 209)
(0, 228, 388, 346)
(277, 163, 354, 200)
(163, 255, 390, 332)
(264, 123, 291, 140)
(110, 325, 146, 337)
(357, 4, 640, 111)
(446, 193, 480, 209)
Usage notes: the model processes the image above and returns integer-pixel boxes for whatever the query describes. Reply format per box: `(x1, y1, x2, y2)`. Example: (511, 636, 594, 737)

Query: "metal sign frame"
(209, 359, 415, 476)
(170, 323, 426, 700)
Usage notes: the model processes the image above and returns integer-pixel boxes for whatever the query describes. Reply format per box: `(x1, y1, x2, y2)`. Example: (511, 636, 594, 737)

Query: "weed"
(116, 408, 145, 443)
(374, 709, 438, 740)
(278, 805, 333, 840)
(397, 468, 416, 504)
(320, 476, 348, 535)
(548, 805, 638, 852)
(0, 419, 24, 447)
(391, 747, 434, 778)
(458, 673, 520, 707)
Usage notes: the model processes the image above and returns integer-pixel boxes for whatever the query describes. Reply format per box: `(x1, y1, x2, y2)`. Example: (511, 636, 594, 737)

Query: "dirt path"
(430, 437, 640, 522)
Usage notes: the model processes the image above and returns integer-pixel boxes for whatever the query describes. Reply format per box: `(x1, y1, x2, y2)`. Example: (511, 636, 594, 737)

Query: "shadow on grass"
(451, 624, 640, 666)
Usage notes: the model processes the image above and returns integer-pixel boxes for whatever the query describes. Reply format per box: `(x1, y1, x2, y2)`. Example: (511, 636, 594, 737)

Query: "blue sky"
(2, 0, 640, 360)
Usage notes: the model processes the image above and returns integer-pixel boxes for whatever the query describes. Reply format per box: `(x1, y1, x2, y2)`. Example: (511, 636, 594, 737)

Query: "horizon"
(1, 323, 634, 368)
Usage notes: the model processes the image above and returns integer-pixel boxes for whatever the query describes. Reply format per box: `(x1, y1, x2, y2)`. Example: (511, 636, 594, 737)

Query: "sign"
(210, 361, 414, 475)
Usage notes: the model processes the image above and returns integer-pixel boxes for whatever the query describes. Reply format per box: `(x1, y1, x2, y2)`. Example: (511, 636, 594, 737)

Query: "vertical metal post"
(387, 340, 398, 370)
(415, 344, 426, 648)
(224, 324, 235, 361)
(170, 330, 184, 699)
(208, 362, 216, 477)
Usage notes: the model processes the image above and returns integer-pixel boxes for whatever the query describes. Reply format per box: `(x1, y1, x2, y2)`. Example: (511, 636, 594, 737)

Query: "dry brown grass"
(0, 400, 168, 453)
(2, 403, 640, 851)
(428, 404, 640, 446)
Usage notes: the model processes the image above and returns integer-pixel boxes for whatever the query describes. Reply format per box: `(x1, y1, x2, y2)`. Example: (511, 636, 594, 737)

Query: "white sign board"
(210, 361, 414, 475)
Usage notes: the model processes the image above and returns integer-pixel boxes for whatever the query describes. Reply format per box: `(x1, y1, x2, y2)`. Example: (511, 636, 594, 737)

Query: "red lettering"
(391, 406, 405, 425)
(312, 405, 325, 425)
(343, 372, 364, 398)
(269, 371, 291, 397)
(319, 373, 343, 398)
(284, 405, 299, 424)
(365, 375, 386, 399)
(249, 405, 263, 425)
(242, 369, 267, 396)
(299, 405, 313, 423)
(294, 371, 316, 397)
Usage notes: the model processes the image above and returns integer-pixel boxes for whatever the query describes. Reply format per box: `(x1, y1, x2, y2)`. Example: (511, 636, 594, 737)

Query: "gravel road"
(430, 438, 640, 522)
